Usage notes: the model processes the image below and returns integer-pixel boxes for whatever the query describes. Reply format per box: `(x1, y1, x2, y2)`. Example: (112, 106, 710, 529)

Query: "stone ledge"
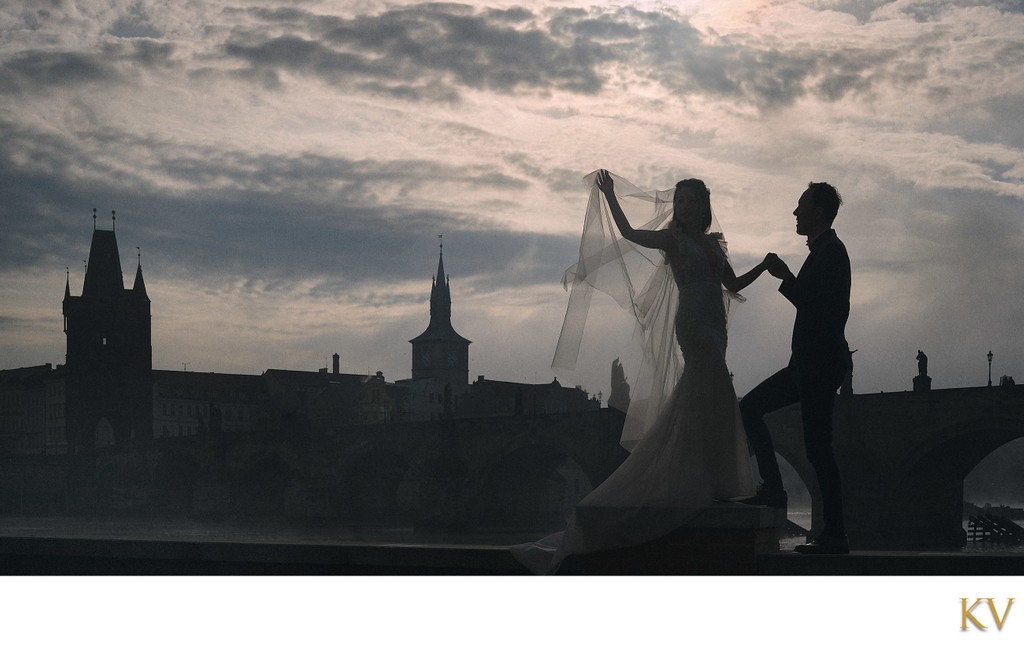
(559, 504, 786, 575)
(757, 550, 1024, 575)
(0, 536, 523, 575)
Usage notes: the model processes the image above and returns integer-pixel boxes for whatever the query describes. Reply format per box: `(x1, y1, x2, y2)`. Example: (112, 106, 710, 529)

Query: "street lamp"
(987, 350, 993, 387)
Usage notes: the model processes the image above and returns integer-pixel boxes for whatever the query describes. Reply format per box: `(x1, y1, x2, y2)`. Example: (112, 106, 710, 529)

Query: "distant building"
(399, 243, 598, 421)
(263, 367, 397, 433)
(153, 370, 267, 438)
(62, 219, 152, 451)
(0, 364, 55, 454)
(409, 243, 471, 385)
(458, 376, 598, 419)
(1, 224, 602, 453)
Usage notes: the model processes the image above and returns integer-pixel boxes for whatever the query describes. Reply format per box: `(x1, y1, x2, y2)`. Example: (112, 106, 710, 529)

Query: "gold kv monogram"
(961, 598, 1014, 631)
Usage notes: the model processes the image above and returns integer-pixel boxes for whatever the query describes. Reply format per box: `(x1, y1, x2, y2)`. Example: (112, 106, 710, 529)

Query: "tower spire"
(133, 247, 148, 298)
(410, 237, 471, 385)
(82, 219, 124, 297)
(436, 234, 446, 285)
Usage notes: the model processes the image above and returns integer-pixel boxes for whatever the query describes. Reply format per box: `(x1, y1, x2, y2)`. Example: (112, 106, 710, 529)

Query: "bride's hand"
(596, 169, 614, 194)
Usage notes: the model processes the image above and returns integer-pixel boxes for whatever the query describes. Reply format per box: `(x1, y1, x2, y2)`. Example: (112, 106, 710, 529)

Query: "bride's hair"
(673, 178, 712, 233)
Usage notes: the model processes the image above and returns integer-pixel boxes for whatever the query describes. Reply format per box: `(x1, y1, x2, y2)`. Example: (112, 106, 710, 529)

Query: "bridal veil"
(552, 170, 741, 449)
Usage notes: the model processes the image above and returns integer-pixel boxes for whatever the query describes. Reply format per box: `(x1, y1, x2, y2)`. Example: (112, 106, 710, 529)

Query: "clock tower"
(410, 241, 471, 387)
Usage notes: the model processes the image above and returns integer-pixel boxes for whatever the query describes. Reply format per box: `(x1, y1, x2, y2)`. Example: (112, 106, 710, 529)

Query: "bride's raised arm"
(721, 249, 774, 293)
(597, 170, 673, 251)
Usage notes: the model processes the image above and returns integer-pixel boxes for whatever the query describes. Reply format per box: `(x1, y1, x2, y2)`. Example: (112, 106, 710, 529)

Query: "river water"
(1, 510, 1017, 554)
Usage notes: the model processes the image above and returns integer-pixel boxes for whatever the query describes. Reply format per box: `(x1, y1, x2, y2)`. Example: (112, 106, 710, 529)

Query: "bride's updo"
(673, 178, 712, 233)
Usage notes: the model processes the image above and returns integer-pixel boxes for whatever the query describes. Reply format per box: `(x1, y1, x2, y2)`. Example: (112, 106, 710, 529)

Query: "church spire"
(133, 247, 148, 298)
(430, 236, 452, 322)
(410, 237, 471, 385)
(435, 235, 445, 282)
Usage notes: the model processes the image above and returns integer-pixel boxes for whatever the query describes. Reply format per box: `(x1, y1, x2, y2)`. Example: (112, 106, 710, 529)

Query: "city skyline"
(2, 0, 1023, 400)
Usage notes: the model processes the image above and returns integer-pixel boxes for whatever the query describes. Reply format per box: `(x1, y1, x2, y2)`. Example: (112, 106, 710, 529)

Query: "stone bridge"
(0, 410, 628, 534)
(766, 384, 1024, 549)
(4, 385, 1022, 549)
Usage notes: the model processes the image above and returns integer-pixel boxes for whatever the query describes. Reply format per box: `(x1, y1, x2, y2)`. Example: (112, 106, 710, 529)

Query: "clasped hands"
(763, 252, 792, 280)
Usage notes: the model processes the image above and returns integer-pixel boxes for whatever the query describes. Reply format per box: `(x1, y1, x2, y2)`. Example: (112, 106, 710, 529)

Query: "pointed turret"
(133, 263, 148, 298)
(132, 248, 148, 299)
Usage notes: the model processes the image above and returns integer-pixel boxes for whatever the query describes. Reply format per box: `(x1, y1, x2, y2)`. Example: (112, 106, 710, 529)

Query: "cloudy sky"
(2, 0, 1022, 400)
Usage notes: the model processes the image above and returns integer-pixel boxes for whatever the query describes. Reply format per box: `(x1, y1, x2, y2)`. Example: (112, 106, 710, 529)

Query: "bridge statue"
(914, 350, 932, 391)
(607, 358, 631, 413)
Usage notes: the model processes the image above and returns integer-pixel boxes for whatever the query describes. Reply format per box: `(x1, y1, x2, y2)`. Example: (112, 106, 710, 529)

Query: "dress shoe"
(738, 484, 788, 509)
(794, 533, 849, 555)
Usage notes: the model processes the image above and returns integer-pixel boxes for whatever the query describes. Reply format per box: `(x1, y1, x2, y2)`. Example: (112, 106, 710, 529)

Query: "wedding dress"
(511, 172, 753, 574)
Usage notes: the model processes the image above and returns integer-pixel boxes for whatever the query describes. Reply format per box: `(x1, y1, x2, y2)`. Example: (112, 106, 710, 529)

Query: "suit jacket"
(779, 228, 850, 377)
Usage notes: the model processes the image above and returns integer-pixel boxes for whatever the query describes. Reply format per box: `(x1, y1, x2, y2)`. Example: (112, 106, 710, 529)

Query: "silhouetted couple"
(511, 171, 850, 574)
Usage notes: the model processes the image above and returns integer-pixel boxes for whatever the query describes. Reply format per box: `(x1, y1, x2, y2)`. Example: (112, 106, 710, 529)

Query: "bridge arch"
(883, 415, 1024, 548)
(468, 441, 593, 531)
(336, 444, 410, 524)
(232, 450, 293, 515)
(899, 416, 1024, 484)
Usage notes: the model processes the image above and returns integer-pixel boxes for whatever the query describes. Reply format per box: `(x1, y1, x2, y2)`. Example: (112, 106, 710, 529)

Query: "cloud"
(218, 3, 880, 113)
(0, 50, 117, 93)
(223, 4, 609, 100)
(0, 117, 571, 300)
(0, 39, 176, 95)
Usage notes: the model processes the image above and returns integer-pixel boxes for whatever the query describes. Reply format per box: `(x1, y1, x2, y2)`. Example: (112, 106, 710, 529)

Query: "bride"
(511, 170, 772, 574)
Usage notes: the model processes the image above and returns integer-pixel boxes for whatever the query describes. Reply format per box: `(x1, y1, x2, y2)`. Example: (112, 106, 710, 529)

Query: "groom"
(740, 182, 851, 555)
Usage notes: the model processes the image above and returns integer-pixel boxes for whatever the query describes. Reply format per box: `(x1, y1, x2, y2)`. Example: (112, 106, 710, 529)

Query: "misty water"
(2, 506, 1020, 555)
(0, 505, 812, 551)
(0, 510, 817, 549)
(0, 516, 532, 547)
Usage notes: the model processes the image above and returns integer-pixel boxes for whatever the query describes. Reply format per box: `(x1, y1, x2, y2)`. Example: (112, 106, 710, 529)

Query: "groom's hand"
(765, 253, 793, 280)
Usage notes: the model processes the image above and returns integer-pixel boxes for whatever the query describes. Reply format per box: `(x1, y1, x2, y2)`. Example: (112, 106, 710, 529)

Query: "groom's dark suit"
(741, 228, 851, 536)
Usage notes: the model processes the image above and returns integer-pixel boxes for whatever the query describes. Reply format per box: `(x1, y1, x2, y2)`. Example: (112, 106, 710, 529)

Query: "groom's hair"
(807, 182, 843, 223)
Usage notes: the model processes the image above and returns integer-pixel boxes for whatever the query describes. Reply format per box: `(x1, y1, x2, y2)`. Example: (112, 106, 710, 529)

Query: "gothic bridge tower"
(63, 210, 152, 451)
(410, 241, 471, 388)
